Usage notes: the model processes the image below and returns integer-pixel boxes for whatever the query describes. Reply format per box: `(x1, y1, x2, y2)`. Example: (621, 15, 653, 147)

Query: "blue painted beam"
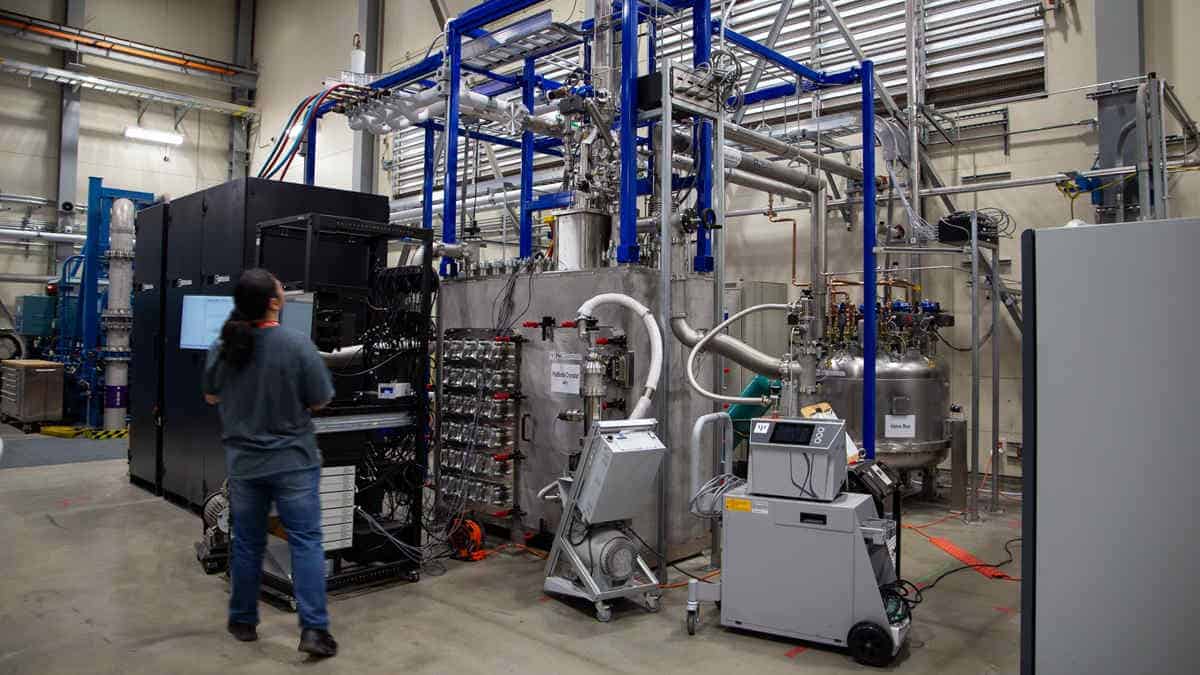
(463, 64, 520, 85)
(519, 58, 535, 259)
(737, 82, 797, 107)
(615, 0, 640, 264)
(714, 22, 862, 87)
(442, 24, 462, 277)
(637, 174, 694, 195)
(692, 0, 714, 273)
(526, 191, 574, 211)
(421, 124, 436, 232)
(860, 59, 877, 460)
(303, 119, 317, 184)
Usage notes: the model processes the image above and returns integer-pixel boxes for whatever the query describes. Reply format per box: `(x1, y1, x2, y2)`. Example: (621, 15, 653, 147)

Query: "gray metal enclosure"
(1023, 219, 1200, 675)
(440, 268, 720, 559)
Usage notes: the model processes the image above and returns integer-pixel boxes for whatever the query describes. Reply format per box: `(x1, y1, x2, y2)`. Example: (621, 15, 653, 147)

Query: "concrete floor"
(0, 458, 1022, 674)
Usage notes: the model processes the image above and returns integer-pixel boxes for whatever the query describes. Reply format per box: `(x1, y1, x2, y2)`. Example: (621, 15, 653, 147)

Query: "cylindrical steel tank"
(819, 351, 950, 469)
(552, 208, 611, 271)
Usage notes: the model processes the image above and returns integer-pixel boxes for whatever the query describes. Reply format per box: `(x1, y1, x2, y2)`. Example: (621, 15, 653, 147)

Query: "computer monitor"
(280, 292, 314, 337)
(179, 295, 234, 350)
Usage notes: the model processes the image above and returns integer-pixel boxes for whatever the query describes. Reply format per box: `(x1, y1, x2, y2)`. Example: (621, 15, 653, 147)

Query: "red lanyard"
(255, 320, 279, 328)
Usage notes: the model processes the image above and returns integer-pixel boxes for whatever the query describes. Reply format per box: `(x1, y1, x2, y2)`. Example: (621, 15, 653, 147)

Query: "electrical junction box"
(575, 419, 666, 524)
(14, 295, 56, 337)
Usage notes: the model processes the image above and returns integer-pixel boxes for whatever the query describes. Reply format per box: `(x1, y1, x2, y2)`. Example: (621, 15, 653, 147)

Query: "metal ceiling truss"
(0, 56, 258, 118)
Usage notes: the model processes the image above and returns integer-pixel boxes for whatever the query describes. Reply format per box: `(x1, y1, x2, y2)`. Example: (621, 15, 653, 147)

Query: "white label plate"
(884, 414, 917, 438)
(549, 353, 581, 395)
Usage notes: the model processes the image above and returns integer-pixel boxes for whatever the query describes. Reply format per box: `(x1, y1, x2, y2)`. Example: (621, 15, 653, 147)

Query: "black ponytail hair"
(219, 268, 278, 369)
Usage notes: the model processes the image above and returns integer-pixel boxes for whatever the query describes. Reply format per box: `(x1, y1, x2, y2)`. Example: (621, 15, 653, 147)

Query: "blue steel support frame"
(421, 124, 436, 231)
(519, 57, 536, 259)
(441, 21, 463, 277)
(691, 0, 714, 273)
(615, 0, 640, 264)
(860, 60, 877, 460)
(303, 120, 317, 185)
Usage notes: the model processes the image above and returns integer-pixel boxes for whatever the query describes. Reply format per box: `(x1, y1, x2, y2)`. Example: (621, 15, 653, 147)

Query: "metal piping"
(0, 227, 87, 244)
(671, 153, 811, 202)
(0, 9, 258, 89)
(724, 122, 864, 181)
(670, 315, 785, 378)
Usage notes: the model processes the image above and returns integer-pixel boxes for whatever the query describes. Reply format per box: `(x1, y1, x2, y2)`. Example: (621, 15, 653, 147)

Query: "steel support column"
(56, 0, 83, 234)
(519, 57, 535, 258)
(421, 124, 436, 231)
(442, 22, 463, 276)
(352, 0, 381, 193)
(692, 0, 713, 273)
(860, 60, 876, 460)
(228, 0, 254, 180)
(1094, 0, 1144, 221)
(615, 0, 640, 264)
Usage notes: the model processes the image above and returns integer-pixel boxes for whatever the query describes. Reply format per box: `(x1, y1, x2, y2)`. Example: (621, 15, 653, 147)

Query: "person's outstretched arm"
(299, 340, 335, 412)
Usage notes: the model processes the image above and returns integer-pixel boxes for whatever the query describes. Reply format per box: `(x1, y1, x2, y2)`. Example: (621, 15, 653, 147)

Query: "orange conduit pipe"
(0, 17, 239, 77)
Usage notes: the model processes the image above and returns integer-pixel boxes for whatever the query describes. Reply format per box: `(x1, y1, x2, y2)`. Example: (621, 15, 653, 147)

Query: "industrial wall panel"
(1024, 219, 1200, 675)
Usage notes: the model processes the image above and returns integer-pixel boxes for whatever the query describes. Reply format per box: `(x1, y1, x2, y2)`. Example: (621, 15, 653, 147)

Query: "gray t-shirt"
(203, 326, 335, 479)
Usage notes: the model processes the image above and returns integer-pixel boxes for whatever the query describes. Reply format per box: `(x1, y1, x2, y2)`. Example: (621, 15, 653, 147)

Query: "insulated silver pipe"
(670, 315, 785, 378)
(724, 122, 864, 181)
(0, 273, 56, 284)
(811, 185, 826, 340)
(671, 154, 811, 202)
(671, 130, 824, 191)
(0, 227, 87, 243)
(103, 199, 135, 430)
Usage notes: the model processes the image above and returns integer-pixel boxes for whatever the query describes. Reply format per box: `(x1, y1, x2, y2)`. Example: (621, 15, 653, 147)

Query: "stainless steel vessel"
(819, 351, 951, 469)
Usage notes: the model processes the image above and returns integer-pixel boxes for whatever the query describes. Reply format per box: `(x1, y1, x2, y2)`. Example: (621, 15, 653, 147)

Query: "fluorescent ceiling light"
(124, 125, 184, 145)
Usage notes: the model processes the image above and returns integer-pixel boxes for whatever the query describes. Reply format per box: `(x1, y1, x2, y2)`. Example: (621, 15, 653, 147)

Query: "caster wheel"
(595, 603, 612, 623)
(848, 621, 894, 668)
(645, 594, 661, 613)
(686, 610, 697, 636)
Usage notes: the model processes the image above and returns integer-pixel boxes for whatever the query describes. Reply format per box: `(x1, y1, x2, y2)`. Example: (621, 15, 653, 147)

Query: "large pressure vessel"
(819, 351, 951, 469)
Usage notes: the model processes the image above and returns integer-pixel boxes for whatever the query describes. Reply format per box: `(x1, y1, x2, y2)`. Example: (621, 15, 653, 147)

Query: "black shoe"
(298, 628, 338, 658)
(227, 620, 258, 642)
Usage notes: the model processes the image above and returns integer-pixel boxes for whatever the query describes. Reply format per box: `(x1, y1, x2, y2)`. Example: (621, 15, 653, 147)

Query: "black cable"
(921, 537, 1022, 593)
(622, 525, 715, 584)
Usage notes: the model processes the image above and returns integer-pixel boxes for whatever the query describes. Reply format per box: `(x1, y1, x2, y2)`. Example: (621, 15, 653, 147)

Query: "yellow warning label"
(725, 497, 752, 513)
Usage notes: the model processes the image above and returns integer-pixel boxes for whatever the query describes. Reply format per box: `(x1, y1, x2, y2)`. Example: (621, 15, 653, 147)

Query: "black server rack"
(130, 178, 389, 509)
(129, 203, 167, 491)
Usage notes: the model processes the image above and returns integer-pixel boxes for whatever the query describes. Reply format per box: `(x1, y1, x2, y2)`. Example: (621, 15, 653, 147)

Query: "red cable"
(276, 84, 354, 181)
(259, 94, 316, 178)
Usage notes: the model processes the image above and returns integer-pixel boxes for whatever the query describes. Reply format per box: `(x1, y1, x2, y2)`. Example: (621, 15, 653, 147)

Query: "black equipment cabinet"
(130, 178, 389, 509)
(129, 203, 166, 491)
(256, 215, 435, 582)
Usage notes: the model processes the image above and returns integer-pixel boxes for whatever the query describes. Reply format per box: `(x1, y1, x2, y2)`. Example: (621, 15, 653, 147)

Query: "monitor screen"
(769, 421, 816, 446)
(180, 295, 234, 350)
(280, 294, 314, 337)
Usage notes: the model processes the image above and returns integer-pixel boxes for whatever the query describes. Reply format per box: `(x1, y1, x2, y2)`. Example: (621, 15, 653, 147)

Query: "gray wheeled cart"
(686, 418, 909, 667)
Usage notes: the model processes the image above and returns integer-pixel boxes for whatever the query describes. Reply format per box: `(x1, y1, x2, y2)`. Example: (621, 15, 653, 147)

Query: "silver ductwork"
(670, 314, 786, 378)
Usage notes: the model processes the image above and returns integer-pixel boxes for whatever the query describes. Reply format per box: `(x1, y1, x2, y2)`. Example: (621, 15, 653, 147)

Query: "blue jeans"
(228, 467, 329, 630)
